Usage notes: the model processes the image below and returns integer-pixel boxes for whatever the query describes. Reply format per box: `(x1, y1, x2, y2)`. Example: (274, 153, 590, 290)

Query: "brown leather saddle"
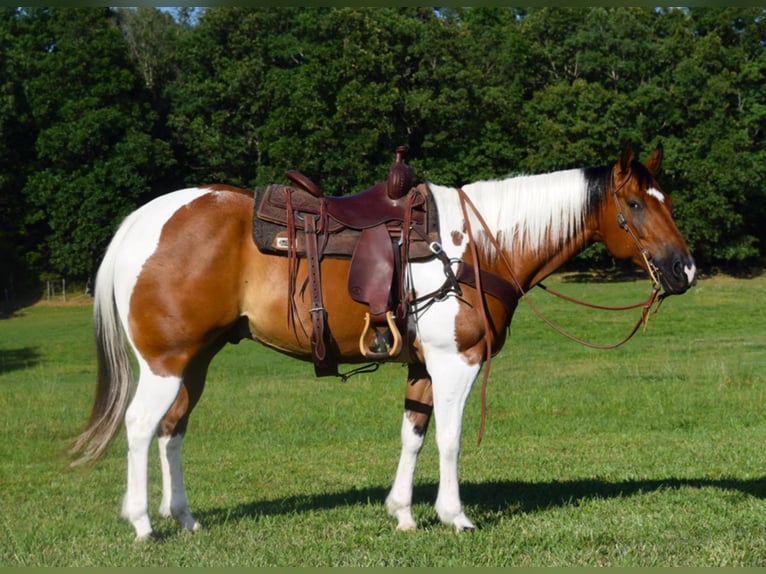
(253, 147, 440, 377)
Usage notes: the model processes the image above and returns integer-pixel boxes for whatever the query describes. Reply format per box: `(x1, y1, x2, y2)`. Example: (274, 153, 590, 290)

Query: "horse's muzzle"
(657, 254, 697, 295)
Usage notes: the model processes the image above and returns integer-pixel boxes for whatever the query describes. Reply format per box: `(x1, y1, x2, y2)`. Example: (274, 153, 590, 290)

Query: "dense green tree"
(2, 6, 765, 297)
(19, 8, 175, 279)
(402, 7, 528, 183)
(254, 7, 413, 193)
(0, 8, 39, 297)
(660, 9, 766, 268)
(168, 7, 422, 193)
(456, 7, 529, 180)
(167, 7, 297, 187)
(116, 8, 179, 103)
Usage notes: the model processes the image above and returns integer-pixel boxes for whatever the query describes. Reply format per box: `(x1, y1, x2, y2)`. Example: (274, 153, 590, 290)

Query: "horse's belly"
(241, 251, 375, 360)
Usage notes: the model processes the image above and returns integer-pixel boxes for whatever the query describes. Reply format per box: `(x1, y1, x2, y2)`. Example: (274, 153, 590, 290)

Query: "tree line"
(1, 6, 764, 301)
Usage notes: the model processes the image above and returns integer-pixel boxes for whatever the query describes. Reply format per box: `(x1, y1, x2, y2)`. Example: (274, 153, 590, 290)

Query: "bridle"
(530, 169, 671, 344)
(610, 171, 665, 292)
(455, 169, 668, 443)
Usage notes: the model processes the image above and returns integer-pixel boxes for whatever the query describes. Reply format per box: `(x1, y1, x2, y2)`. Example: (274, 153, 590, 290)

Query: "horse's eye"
(627, 200, 641, 210)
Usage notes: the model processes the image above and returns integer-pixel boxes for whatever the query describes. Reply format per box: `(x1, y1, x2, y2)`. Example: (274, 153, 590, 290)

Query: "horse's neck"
(439, 169, 600, 290)
(520, 229, 594, 288)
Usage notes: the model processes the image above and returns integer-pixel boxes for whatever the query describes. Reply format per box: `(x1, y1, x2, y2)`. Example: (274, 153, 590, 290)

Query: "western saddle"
(253, 147, 441, 377)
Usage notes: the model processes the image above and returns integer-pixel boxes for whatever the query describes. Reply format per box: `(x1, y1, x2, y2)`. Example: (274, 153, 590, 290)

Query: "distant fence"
(46, 278, 67, 302)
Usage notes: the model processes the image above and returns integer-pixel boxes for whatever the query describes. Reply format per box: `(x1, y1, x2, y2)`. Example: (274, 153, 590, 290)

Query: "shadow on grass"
(0, 346, 41, 374)
(196, 476, 766, 528)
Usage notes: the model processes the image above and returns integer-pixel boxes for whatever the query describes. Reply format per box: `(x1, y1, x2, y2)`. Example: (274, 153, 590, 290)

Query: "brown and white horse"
(71, 143, 696, 540)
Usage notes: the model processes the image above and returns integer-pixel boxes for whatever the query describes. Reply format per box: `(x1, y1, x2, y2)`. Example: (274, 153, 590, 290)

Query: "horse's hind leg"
(157, 344, 221, 534)
(157, 386, 199, 534)
(122, 365, 183, 541)
(386, 363, 433, 531)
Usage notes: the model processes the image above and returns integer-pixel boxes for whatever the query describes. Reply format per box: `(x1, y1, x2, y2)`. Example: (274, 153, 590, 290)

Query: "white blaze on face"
(684, 262, 697, 286)
(647, 188, 665, 203)
(644, 186, 697, 287)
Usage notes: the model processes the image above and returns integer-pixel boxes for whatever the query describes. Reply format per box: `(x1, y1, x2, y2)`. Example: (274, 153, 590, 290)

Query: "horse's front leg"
(386, 363, 433, 531)
(430, 354, 481, 531)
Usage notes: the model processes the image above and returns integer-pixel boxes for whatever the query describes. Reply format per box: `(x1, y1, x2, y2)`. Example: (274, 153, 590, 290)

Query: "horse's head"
(597, 142, 696, 295)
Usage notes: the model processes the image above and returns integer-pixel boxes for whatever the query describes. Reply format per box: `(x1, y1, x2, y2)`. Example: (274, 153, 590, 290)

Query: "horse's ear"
(619, 141, 634, 174)
(644, 142, 664, 175)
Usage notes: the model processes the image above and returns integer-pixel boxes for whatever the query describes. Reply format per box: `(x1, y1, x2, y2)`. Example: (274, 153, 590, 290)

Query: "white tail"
(70, 215, 136, 467)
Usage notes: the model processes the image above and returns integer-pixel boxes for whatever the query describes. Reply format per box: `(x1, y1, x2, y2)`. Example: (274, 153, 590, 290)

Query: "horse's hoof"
(179, 523, 202, 537)
(174, 510, 201, 533)
(451, 514, 476, 532)
(187, 521, 202, 534)
(130, 520, 154, 543)
(395, 519, 417, 532)
(134, 530, 154, 543)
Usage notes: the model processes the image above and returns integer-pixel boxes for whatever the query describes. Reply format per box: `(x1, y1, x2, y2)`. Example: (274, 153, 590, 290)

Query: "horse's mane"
(432, 165, 612, 258)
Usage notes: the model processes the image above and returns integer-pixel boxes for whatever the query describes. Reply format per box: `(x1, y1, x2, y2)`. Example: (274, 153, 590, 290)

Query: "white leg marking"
(122, 368, 182, 541)
(386, 413, 426, 531)
(407, 276, 480, 530)
(428, 353, 480, 531)
(158, 434, 201, 533)
(393, 185, 482, 531)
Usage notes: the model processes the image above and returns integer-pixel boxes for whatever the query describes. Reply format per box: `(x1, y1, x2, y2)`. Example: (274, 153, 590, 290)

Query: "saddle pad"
(252, 185, 351, 256)
(255, 184, 346, 233)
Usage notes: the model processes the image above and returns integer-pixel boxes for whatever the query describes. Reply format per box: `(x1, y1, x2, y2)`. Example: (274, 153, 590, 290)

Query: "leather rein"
(455, 172, 666, 444)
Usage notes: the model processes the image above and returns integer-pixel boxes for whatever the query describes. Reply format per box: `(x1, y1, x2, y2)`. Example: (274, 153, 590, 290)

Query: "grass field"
(1, 273, 765, 566)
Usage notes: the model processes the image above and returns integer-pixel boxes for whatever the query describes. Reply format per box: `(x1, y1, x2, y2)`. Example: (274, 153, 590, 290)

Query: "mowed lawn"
(0, 273, 764, 566)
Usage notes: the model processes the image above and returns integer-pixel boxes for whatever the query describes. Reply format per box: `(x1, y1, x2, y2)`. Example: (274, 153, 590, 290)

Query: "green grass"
(1, 274, 765, 566)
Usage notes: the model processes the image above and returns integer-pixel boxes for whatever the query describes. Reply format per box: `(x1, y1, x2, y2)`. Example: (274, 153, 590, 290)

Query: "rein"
(519, 282, 660, 350)
(457, 190, 494, 445)
(455, 179, 666, 443)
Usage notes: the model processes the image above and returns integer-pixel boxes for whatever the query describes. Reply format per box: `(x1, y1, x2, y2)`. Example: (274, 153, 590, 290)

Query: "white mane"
(430, 169, 591, 258)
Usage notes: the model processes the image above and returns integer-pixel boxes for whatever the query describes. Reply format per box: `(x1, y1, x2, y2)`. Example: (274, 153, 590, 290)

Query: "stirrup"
(359, 311, 402, 360)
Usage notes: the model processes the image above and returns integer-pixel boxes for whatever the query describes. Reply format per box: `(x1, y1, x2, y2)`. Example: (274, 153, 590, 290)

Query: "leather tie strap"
(303, 213, 335, 376)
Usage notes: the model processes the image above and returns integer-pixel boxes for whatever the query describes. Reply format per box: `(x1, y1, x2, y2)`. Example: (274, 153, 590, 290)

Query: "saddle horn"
(387, 146, 414, 200)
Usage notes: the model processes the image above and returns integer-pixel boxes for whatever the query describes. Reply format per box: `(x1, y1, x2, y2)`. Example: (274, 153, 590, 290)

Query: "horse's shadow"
(196, 476, 766, 529)
(0, 346, 40, 375)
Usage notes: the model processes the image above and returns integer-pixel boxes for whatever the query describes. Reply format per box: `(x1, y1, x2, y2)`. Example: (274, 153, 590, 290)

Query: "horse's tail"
(70, 216, 136, 467)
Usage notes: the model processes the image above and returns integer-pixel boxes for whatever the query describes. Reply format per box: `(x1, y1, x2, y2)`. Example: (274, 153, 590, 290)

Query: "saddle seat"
(284, 146, 420, 229)
(302, 179, 424, 229)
